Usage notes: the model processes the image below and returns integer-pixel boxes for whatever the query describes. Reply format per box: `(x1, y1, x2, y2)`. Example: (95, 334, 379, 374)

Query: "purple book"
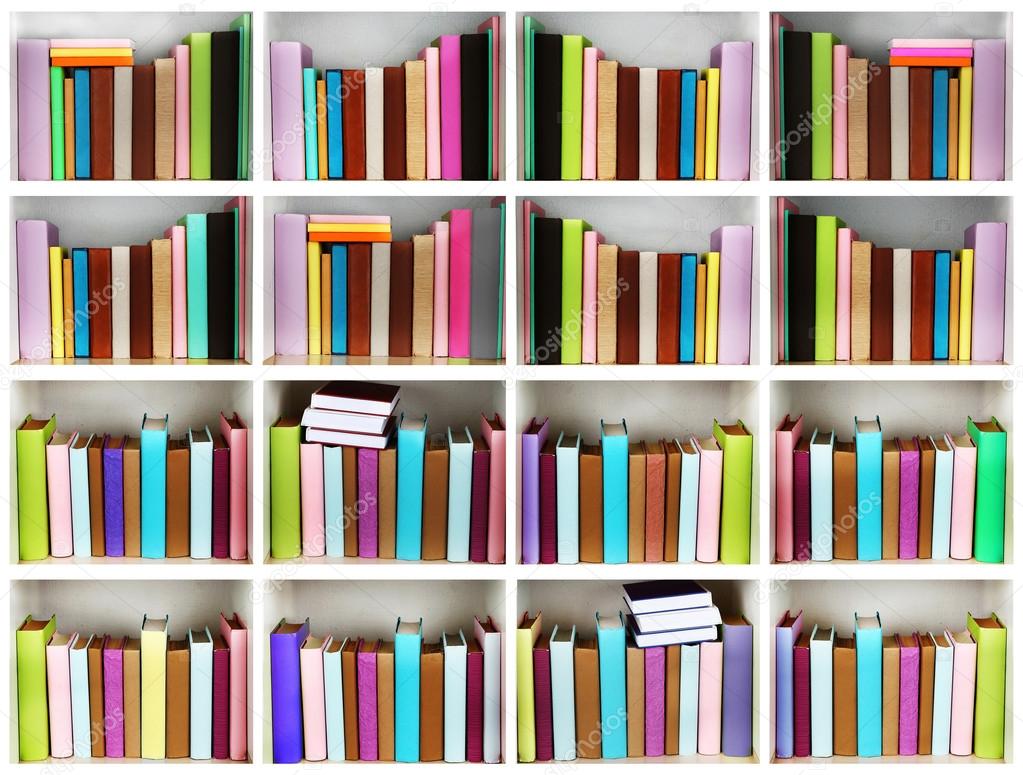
(711, 225, 754, 365)
(539, 440, 558, 564)
(273, 213, 310, 356)
(898, 633, 920, 755)
(17, 40, 52, 180)
(533, 635, 554, 761)
(645, 645, 666, 756)
(270, 619, 309, 763)
(722, 616, 754, 757)
(710, 41, 753, 180)
(793, 443, 811, 561)
(16, 219, 59, 359)
(213, 636, 230, 759)
(965, 222, 1008, 362)
(357, 448, 379, 558)
(103, 435, 125, 556)
(971, 40, 1005, 181)
(269, 42, 314, 180)
(103, 638, 125, 757)
(898, 438, 920, 559)
(212, 438, 231, 558)
(357, 640, 378, 760)
(521, 417, 549, 564)
(469, 438, 490, 563)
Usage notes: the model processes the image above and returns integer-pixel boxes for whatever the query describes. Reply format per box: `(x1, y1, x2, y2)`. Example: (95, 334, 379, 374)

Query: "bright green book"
(560, 35, 590, 180)
(17, 614, 56, 761)
(967, 612, 1006, 759)
(810, 32, 840, 180)
(50, 67, 65, 180)
(230, 14, 252, 179)
(713, 419, 753, 564)
(270, 418, 302, 558)
(523, 16, 545, 180)
(16, 414, 56, 560)
(179, 213, 208, 358)
(967, 416, 1006, 563)
(183, 32, 213, 180)
(560, 218, 590, 363)
(814, 215, 845, 361)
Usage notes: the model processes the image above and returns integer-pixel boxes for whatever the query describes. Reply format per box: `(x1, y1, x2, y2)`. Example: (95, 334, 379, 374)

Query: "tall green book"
(810, 32, 840, 180)
(967, 416, 1007, 563)
(523, 16, 545, 180)
(270, 418, 302, 558)
(713, 419, 753, 564)
(17, 414, 56, 561)
(814, 215, 845, 361)
(50, 67, 65, 180)
(560, 34, 590, 180)
(967, 612, 1006, 759)
(183, 32, 213, 180)
(17, 614, 56, 761)
(560, 218, 590, 364)
(179, 213, 208, 359)
(230, 14, 252, 179)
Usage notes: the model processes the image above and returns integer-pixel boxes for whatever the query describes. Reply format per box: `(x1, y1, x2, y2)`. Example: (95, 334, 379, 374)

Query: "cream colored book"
(111, 246, 131, 359)
(113, 67, 132, 180)
(597, 60, 618, 180)
(365, 67, 385, 180)
(150, 239, 172, 358)
(847, 59, 868, 180)
(412, 234, 435, 356)
(638, 251, 657, 363)
(596, 243, 618, 363)
(370, 242, 391, 357)
(141, 615, 168, 759)
(404, 60, 426, 180)
(154, 58, 175, 180)
(638, 68, 657, 180)
(850, 240, 872, 360)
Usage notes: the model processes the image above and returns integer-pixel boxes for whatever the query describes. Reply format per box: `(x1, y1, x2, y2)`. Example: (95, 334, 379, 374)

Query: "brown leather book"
(412, 233, 435, 356)
(596, 244, 618, 363)
(378, 441, 397, 558)
(64, 78, 75, 179)
(662, 439, 681, 562)
(123, 437, 141, 556)
(129, 243, 153, 359)
(949, 260, 961, 360)
(616, 250, 640, 364)
(616, 66, 640, 179)
(626, 637, 645, 756)
(88, 248, 113, 358)
(881, 439, 900, 559)
(882, 634, 900, 754)
(851, 240, 872, 360)
(420, 642, 444, 761)
(918, 633, 935, 754)
(377, 641, 395, 760)
(389, 240, 414, 357)
(656, 69, 681, 179)
(867, 64, 892, 180)
(151, 238, 172, 358)
(88, 635, 107, 755)
(342, 446, 358, 556)
(847, 59, 869, 179)
(421, 437, 449, 560)
(574, 637, 601, 757)
(132, 64, 155, 179)
(89, 67, 114, 180)
(833, 440, 858, 559)
(578, 443, 604, 562)
(347, 243, 372, 356)
(404, 59, 426, 180)
(383, 66, 407, 180)
(123, 637, 141, 756)
(166, 638, 190, 757)
(917, 437, 935, 558)
(656, 253, 681, 363)
(910, 250, 935, 360)
(695, 80, 707, 180)
(665, 643, 681, 755)
(154, 58, 175, 179)
(644, 441, 665, 561)
(948, 78, 959, 179)
(627, 442, 646, 562)
(88, 437, 106, 555)
(62, 257, 75, 355)
(870, 247, 894, 361)
(342, 70, 367, 179)
(597, 60, 619, 180)
(166, 438, 190, 557)
(908, 67, 932, 180)
(833, 636, 858, 755)
(341, 639, 359, 759)
(695, 262, 707, 362)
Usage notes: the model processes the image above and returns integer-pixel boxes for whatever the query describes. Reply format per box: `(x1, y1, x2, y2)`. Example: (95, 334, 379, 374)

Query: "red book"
(383, 66, 406, 180)
(539, 438, 557, 564)
(656, 70, 681, 179)
(657, 253, 681, 363)
(616, 250, 640, 364)
(212, 635, 230, 759)
(88, 248, 113, 358)
(128, 244, 153, 359)
(616, 67, 640, 180)
(388, 240, 413, 357)
(793, 439, 811, 561)
(342, 70, 367, 179)
(870, 247, 894, 361)
(90, 67, 114, 180)
(347, 244, 372, 355)
(908, 67, 932, 181)
(212, 436, 230, 558)
(469, 437, 490, 563)
(793, 632, 811, 757)
(910, 250, 935, 361)
(533, 632, 554, 761)
(466, 640, 484, 762)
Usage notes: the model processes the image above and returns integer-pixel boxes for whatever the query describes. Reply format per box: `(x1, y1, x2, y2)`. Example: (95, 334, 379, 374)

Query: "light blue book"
(325, 69, 343, 179)
(443, 631, 467, 762)
(931, 632, 953, 755)
(323, 444, 344, 557)
(446, 427, 473, 562)
(178, 213, 208, 359)
(810, 429, 834, 561)
(74, 69, 90, 179)
(931, 435, 953, 560)
(188, 627, 213, 760)
(679, 253, 697, 362)
(70, 433, 93, 557)
(72, 248, 90, 356)
(395, 618, 423, 762)
(550, 625, 577, 761)
(303, 67, 318, 180)
(932, 69, 949, 179)
(678, 438, 700, 562)
(70, 634, 92, 757)
(679, 70, 697, 179)
(854, 416, 882, 560)
(679, 643, 700, 754)
(809, 625, 834, 757)
(324, 637, 345, 761)
(140, 413, 169, 558)
(188, 427, 213, 559)
(396, 414, 428, 560)
(596, 611, 626, 759)
(331, 245, 348, 354)
(600, 420, 628, 564)
(556, 433, 580, 563)
(933, 250, 951, 359)
(854, 612, 882, 757)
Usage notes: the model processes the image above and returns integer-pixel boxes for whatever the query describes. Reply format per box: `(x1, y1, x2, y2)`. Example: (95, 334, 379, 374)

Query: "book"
(810, 429, 834, 561)
(358, 639, 380, 760)
(45, 431, 75, 557)
(341, 640, 359, 759)
(442, 632, 467, 762)
(639, 68, 657, 180)
(17, 220, 59, 359)
(600, 420, 628, 564)
(855, 612, 882, 756)
(17, 615, 57, 760)
(679, 439, 700, 562)
(70, 634, 92, 757)
(46, 631, 75, 758)
(966, 222, 1007, 362)
(623, 580, 712, 614)
(561, 35, 591, 179)
(918, 632, 936, 754)
(657, 253, 681, 362)
(269, 619, 309, 763)
(810, 33, 840, 178)
(87, 436, 104, 556)
(534, 631, 555, 760)
(164, 638, 188, 758)
(833, 636, 857, 755)
(596, 612, 626, 759)
(420, 642, 444, 762)
(714, 419, 753, 563)
(972, 40, 1005, 180)
(793, 632, 810, 756)
(898, 438, 920, 559)
(421, 439, 447, 560)
(968, 417, 1006, 563)
(645, 645, 666, 756)
(474, 616, 502, 763)
(694, 435, 722, 562)
(481, 414, 506, 564)
(17, 414, 57, 560)
(550, 625, 577, 760)
(855, 416, 883, 560)
(219, 613, 247, 760)
(88, 634, 106, 755)
(680, 644, 700, 754)
(656, 69, 681, 180)
(395, 414, 427, 561)
(582, 48, 603, 180)
(141, 615, 168, 759)
(322, 639, 344, 761)
(394, 618, 422, 762)
(722, 615, 753, 757)
(775, 609, 803, 758)
(810, 625, 834, 757)
(188, 628, 212, 760)
(377, 641, 394, 760)
(638, 251, 657, 362)
(931, 436, 954, 560)
(702, 67, 720, 179)
(269, 418, 300, 558)
(616, 66, 639, 179)
(517, 612, 542, 762)
(698, 639, 723, 754)
(438, 36, 462, 179)
(358, 448, 381, 559)
(711, 41, 753, 179)
(931, 633, 953, 755)
(882, 439, 901, 559)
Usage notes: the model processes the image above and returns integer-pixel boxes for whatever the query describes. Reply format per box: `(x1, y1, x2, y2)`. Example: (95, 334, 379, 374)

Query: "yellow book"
(49, 246, 64, 358)
(957, 66, 972, 180)
(321, 252, 332, 355)
(516, 612, 543, 762)
(704, 252, 721, 363)
(307, 241, 321, 355)
(958, 248, 974, 360)
(316, 79, 327, 180)
(702, 68, 720, 180)
(140, 615, 168, 759)
(50, 47, 134, 58)
(306, 223, 392, 233)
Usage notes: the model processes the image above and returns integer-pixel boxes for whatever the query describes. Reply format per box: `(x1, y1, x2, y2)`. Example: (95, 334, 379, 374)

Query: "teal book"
(810, 32, 840, 179)
(854, 612, 882, 757)
(600, 420, 629, 564)
(141, 414, 169, 558)
(323, 444, 343, 557)
(50, 66, 65, 180)
(229, 13, 252, 179)
(74, 69, 91, 179)
(330, 245, 347, 354)
(854, 416, 882, 560)
(561, 218, 590, 363)
(447, 427, 473, 562)
(323, 637, 345, 760)
(188, 426, 213, 559)
(179, 213, 209, 358)
(70, 433, 93, 557)
(303, 67, 318, 180)
(395, 618, 423, 762)
(72, 248, 90, 356)
(396, 414, 428, 560)
(596, 612, 627, 759)
(188, 627, 213, 760)
(679, 643, 700, 754)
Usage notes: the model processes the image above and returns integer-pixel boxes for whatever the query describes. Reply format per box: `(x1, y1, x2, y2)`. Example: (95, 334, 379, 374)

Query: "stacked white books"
(623, 580, 722, 647)
(300, 381, 400, 449)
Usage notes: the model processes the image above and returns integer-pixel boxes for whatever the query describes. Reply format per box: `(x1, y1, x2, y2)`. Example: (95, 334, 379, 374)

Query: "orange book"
(52, 57, 134, 67)
(889, 57, 972, 67)
(307, 232, 392, 243)
(644, 441, 665, 561)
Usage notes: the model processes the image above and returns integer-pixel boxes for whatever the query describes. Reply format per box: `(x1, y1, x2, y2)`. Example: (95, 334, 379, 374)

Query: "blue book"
(396, 414, 427, 560)
(775, 610, 802, 758)
(933, 249, 951, 359)
(854, 416, 882, 560)
(140, 413, 169, 558)
(188, 627, 213, 760)
(188, 427, 213, 559)
(326, 69, 343, 179)
(678, 439, 700, 562)
(932, 69, 949, 179)
(679, 69, 698, 178)
(74, 69, 91, 179)
(323, 637, 345, 760)
(809, 429, 834, 561)
(303, 67, 318, 180)
(679, 643, 700, 754)
(679, 253, 697, 361)
(69, 433, 92, 557)
(447, 427, 473, 562)
(854, 612, 882, 757)
(72, 248, 90, 356)
(179, 214, 209, 359)
(323, 444, 343, 557)
(331, 245, 348, 354)
(931, 436, 953, 559)
(395, 618, 423, 762)
(600, 420, 628, 564)
(596, 612, 627, 759)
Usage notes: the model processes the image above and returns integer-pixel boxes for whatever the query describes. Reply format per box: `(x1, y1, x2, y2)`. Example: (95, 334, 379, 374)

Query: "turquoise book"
(600, 420, 629, 564)
(679, 253, 697, 362)
(679, 643, 700, 754)
(331, 245, 347, 354)
(854, 612, 882, 757)
(230, 13, 252, 179)
(395, 618, 423, 762)
(303, 67, 318, 180)
(396, 414, 428, 560)
(446, 427, 473, 562)
(188, 626, 213, 760)
(596, 612, 627, 759)
(141, 414, 169, 558)
(323, 444, 343, 557)
(325, 70, 343, 179)
(933, 250, 951, 359)
(854, 416, 882, 560)
(72, 248, 90, 356)
(188, 426, 213, 559)
(179, 213, 209, 359)
(74, 69, 91, 179)
(323, 637, 344, 760)
(932, 69, 949, 179)
(679, 70, 697, 179)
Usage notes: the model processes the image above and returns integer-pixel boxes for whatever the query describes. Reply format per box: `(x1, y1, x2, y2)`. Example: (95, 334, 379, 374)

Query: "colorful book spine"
(596, 613, 626, 759)
(140, 615, 168, 759)
(722, 616, 753, 757)
(189, 628, 213, 760)
(447, 209, 472, 356)
(140, 415, 168, 559)
(443, 632, 467, 762)
(270, 619, 309, 763)
(711, 41, 753, 180)
(698, 639, 723, 754)
(438, 36, 462, 180)
(394, 619, 422, 762)
(855, 613, 882, 756)
(645, 645, 666, 756)
(680, 644, 700, 755)
(971, 40, 1005, 180)
(550, 626, 577, 761)
(396, 415, 428, 561)
(357, 640, 378, 760)
(357, 448, 379, 558)
(968, 416, 1006, 563)
(17, 614, 57, 760)
(556, 433, 581, 563)
(809, 626, 834, 757)
(600, 420, 629, 564)
(855, 417, 883, 560)
(299, 636, 328, 761)
(713, 419, 753, 564)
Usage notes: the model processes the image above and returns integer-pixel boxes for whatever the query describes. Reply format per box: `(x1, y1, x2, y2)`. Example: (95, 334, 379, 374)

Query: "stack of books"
(776, 611, 1006, 759)
(15, 198, 248, 362)
(521, 416, 753, 565)
(16, 612, 248, 762)
(16, 15, 251, 181)
(524, 201, 754, 365)
(270, 15, 500, 181)
(300, 380, 401, 450)
(624, 581, 722, 647)
(274, 204, 505, 361)
(523, 17, 753, 180)
(775, 414, 1006, 564)
(778, 201, 1007, 363)
(270, 615, 502, 763)
(16, 411, 249, 562)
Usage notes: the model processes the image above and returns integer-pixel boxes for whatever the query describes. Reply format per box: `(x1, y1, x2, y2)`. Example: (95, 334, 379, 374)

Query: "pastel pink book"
(219, 412, 249, 560)
(776, 198, 799, 361)
(581, 47, 605, 179)
(965, 221, 1007, 361)
(418, 47, 442, 180)
(17, 40, 52, 180)
(711, 224, 754, 365)
(947, 432, 977, 560)
(164, 225, 188, 358)
(645, 645, 666, 756)
(945, 628, 977, 756)
(835, 226, 858, 360)
(16, 219, 59, 359)
(357, 639, 379, 760)
(890, 38, 972, 48)
(219, 612, 249, 761)
(46, 431, 76, 557)
(775, 414, 804, 562)
(430, 220, 451, 357)
(832, 45, 851, 179)
(309, 214, 392, 224)
(492, 195, 506, 358)
(478, 16, 501, 177)
(300, 441, 325, 556)
(46, 632, 76, 758)
(581, 230, 603, 363)
(51, 38, 135, 48)
(694, 436, 723, 562)
(971, 40, 1005, 181)
(481, 413, 506, 564)
(269, 41, 313, 180)
(771, 15, 794, 180)
(522, 200, 546, 363)
(170, 45, 191, 179)
(299, 635, 329, 761)
(225, 197, 248, 361)
(447, 209, 473, 357)
(357, 448, 378, 558)
(709, 41, 754, 180)
(274, 213, 310, 356)
(697, 639, 723, 754)
(103, 638, 125, 757)
(438, 35, 462, 180)
(889, 47, 974, 57)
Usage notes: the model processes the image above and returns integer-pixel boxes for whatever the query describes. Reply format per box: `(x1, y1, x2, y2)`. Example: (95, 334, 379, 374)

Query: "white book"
(443, 631, 468, 762)
(365, 67, 385, 180)
(69, 433, 93, 557)
(305, 419, 395, 449)
(892, 248, 912, 361)
(623, 580, 712, 614)
(556, 433, 580, 564)
(810, 429, 834, 561)
(370, 242, 391, 356)
(474, 616, 502, 763)
(628, 604, 721, 633)
(70, 634, 92, 758)
(810, 625, 834, 757)
(890, 67, 909, 180)
(446, 427, 473, 562)
(638, 67, 657, 180)
(113, 67, 133, 180)
(931, 435, 954, 559)
(931, 632, 954, 756)
(301, 406, 391, 435)
(188, 427, 213, 559)
(324, 637, 345, 761)
(188, 627, 213, 760)
(627, 617, 716, 647)
(111, 246, 131, 359)
(550, 625, 577, 761)
(639, 251, 658, 363)
(679, 643, 700, 755)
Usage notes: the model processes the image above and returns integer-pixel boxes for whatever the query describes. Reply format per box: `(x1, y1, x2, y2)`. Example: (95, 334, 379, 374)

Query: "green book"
(967, 416, 1007, 563)
(50, 67, 65, 181)
(560, 218, 590, 363)
(814, 215, 845, 361)
(17, 614, 56, 761)
(967, 612, 1006, 759)
(560, 35, 590, 180)
(523, 16, 545, 181)
(179, 213, 208, 359)
(16, 414, 56, 561)
(230, 14, 252, 179)
(270, 418, 302, 558)
(713, 419, 754, 564)
(810, 32, 840, 180)
(183, 32, 213, 180)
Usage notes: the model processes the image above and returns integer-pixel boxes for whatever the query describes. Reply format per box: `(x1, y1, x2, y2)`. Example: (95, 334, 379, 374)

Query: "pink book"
(357, 448, 378, 558)
(418, 47, 441, 179)
(438, 35, 462, 180)
(522, 200, 546, 363)
(835, 226, 858, 360)
(219, 612, 248, 761)
(430, 220, 450, 357)
(945, 628, 977, 755)
(694, 435, 723, 562)
(972, 40, 1005, 181)
(466, 640, 484, 762)
(51, 38, 135, 48)
(889, 47, 974, 58)
(775, 414, 804, 562)
(309, 214, 391, 224)
(357, 639, 379, 761)
(300, 441, 325, 556)
(697, 639, 723, 754)
(711, 224, 754, 365)
(771, 15, 794, 179)
(225, 197, 248, 361)
(170, 45, 190, 179)
(447, 209, 473, 357)
(219, 412, 249, 560)
(581, 230, 603, 363)
(17, 40, 52, 180)
(299, 635, 329, 761)
(103, 637, 125, 758)
(832, 45, 851, 179)
(946, 432, 977, 560)
(46, 631, 77, 758)
(890, 38, 973, 48)
(16, 219, 59, 359)
(46, 431, 76, 557)
(645, 645, 666, 756)
(581, 47, 605, 179)
(164, 225, 188, 358)
(492, 195, 506, 359)
(533, 636, 554, 760)
(709, 41, 753, 180)
(776, 198, 799, 361)
(269, 41, 314, 180)
(481, 413, 506, 564)
(478, 16, 501, 178)
(965, 221, 1007, 361)
(274, 213, 310, 356)
(898, 633, 920, 755)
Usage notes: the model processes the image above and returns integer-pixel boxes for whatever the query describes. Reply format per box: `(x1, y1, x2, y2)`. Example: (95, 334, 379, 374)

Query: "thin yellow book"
(516, 612, 543, 762)
(958, 248, 974, 360)
(141, 615, 168, 759)
(49, 246, 64, 358)
(306, 223, 391, 233)
(704, 252, 721, 363)
(307, 241, 321, 355)
(50, 47, 134, 58)
(702, 68, 720, 180)
(957, 66, 972, 180)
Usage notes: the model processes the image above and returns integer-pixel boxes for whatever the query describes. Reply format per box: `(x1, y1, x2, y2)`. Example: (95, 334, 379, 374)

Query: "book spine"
(189, 639, 212, 759)
(697, 640, 723, 754)
(269, 42, 312, 180)
(46, 639, 74, 757)
(856, 429, 883, 560)
(971, 41, 1005, 180)
(438, 36, 462, 179)
(357, 648, 378, 760)
(596, 623, 626, 759)
(394, 630, 421, 761)
(711, 42, 753, 180)
(103, 646, 125, 756)
(856, 627, 882, 755)
(170, 46, 190, 178)
(467, 443, 488, 563)
(141, 627, 167, 758)
(184, 33, 212, 179)
(396, 426, 426, 561)
(810, 633, 833, 756)
(695, 447, 722, 562)
(270, 423, 301, 558)
(443, 641, 467, 761)
(722, 622, 753, 756)
(270, 625, 308, 762)
(680, 644, 699, 754)
(645, 646, 666, 756)
(447, 209, 472, 356)
(357, 448, 379, 558)
(898, 639, 919, 755)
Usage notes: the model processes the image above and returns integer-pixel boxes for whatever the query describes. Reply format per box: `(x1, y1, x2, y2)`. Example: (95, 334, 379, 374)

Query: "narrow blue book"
(933, 249, 951, 359)
(178, 214, 209, 359)
(140, 413, 169, 559)
(556, 432, 580, 563)
(303, 67, 318, 180)
(932, 69, 949, 179)
(188, 427, 213, 559)
(323, 444, 344, 557)
(396, 414, 428, 560)
(326, 69, 343, 179)
(596, 611, 627, 759)
(931, 435, 953, 559)
(323, 636, 345, 760)
(678, 438, 700, 562)
(854, 416, 882, 560)
(74, 69, 91, 179)
(809, 429, 834, 561)
(72, 248, 90, 356)
(447, 427, 473, 562)
(600, 419, 628, 564)
(395, 618, 423, 762)
(679, 253, 697, 362)
(854, 611, 882, 757)
(331, 245, 348, 354)
(931, 632, 953, 755)
(679, 69, 698, 179)
(188, 626, 213, 760)
(69, 433, 93, 557)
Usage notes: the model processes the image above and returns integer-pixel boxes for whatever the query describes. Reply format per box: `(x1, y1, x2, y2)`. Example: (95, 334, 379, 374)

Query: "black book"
(534, 33, 563, 180)
(210, 30, 241, 180)
(781, 29, 812, 180)
(460, 33, 490, 181)
(205, 210, 237, 359)
(786, 213, 818, 362)
(532, 217, 563, 364)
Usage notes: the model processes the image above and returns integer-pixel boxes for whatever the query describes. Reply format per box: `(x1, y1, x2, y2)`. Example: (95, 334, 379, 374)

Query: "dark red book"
(466, 641, 484, 762)
(90, 67, 114, 180)
(793, 632, 811, 757)
(616, 250, 640, 363)
(617, 66, 640, 180)
(539, 438, 557, 564)
(793, 439, 811, 561)
(88, 248, 113, 358)
(533, 632, 554, 761)
(129, 244, 152, 358)
(131, 64, 155, 180)
(347, 244, 371, 355)
(867, 64, 892, 180)
(212, 635, 230, 759)
(656, 70, 681, 179)
(212, 435, 230, 558)
(908, 67, 932, 180)
(383, 66, 406, 180)
(342, 69, 366, 179)
(910, 250, 935, 360)
(388, 240, 413, 357)
(657, 253, 681, 362)
(870, 246, 894, 360)
(469, 436, 490, 563)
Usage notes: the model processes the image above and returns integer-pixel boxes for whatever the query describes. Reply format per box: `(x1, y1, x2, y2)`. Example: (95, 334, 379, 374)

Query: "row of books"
(772, 21, 1005, 181)
(776, 611, 1006, 759)
(16, 412, 249, 562)
(270, 16, 500, 181)
(779, 202, 1007, 363)
(523, 17, 752, 180)
(274, 205, 504, 360)
(270, 616, 502, 763)
(17, 16, 251, 181)
(776, 415, 1006, 565)
(521, 417, 753, 565)
(16, 199, 248, 362)
(16, 612, 247, 762)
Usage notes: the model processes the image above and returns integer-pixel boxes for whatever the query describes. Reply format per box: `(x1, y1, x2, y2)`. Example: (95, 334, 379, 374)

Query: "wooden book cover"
(123, 437, 141, 556)
(347, 244, 372, 356)
(578, 443, 604, 562)
(910, 250, 935, 360)
(597, 60, 619, 180)
(88, 437, 106, 555)
(377, 641, 395, 760)
(377, 442, 397, 558)
(166, 639, 190, 757)
(342, 70, 367, 180)
(129, 243, 153, 359)
(867, 64, 892, 180)
(847, 59, 869, 180)
(341, 639, 359, 759)
(88, 248, 114, 358)
(644, 440, 666, 561)
(154, 58, 175, 179)
(662, 440, 681, 562)
(869, 247, 894, 361)
(833, 440, 858, 559)
(881, 439, 900, 559)
(404, 59, 426, 180)
(166, 438, 190, 557)
(882, 634, 899, 754)
(626, 637, 645, 756)
(574, 638, 601, 758)
(342, 446, 357, 557)
(665, 643, 681, 755)
(908, 67, 932, 180)
(918, 634, 935, 754)
(656, 253, 681, 363)
(695, 262, 707, 362)
(411, 233, 435, 357)
(627, 442, 646, 562)
(833, 636, 858, 755)
(90, 67, 115, 179)
(131, 64, 155, 179)
(383, 66, 406, 180)
(616, 66, 639, 179)
(150, 238, 172, 358)
(596, 243, 619, 363)
(420, 642, 444, 761)
(123, 637, 142, 757)
(616, 250, 640, 363)
(88, 635, 107, 755)
(421, 437, 449, 560)
(917, 438, 935, 559)
(850, 240, 872, 360)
